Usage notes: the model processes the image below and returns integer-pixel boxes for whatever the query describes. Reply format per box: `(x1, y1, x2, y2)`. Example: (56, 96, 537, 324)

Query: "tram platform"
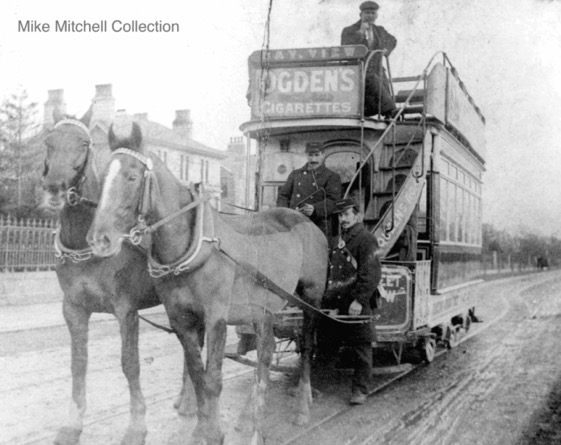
(0, 301, 166, 334)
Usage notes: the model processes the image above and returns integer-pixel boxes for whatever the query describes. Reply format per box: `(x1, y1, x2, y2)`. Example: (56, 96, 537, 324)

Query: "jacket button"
(296, 194, 301, 198)
(304, 172, 307, 175)
(312, 183, 316, 186)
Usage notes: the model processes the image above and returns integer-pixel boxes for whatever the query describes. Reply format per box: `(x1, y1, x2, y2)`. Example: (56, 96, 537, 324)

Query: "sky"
(1, 0, 560, 236)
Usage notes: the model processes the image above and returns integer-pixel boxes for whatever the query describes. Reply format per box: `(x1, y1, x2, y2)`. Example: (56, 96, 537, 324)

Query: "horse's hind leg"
(117, 309, 147, 445)
(55, 298, 90, 445)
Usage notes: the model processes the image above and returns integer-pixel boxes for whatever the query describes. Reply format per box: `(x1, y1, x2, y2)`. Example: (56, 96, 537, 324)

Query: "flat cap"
(334, 197, 360, 213)
(305, 142, 324, 153)
(360, 1, 379, 11)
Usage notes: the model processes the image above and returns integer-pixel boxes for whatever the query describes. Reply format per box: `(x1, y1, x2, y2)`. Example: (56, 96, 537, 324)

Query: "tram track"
(281, 276, 520, 445)
(3, 272, 555, 445)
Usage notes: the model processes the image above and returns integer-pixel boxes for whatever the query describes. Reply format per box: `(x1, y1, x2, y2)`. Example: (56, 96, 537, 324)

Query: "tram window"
(440, 177, 448, 240)
(448, 182, 457, 242)
(417, 183, 427, 234)
(324, 151, 365, 184)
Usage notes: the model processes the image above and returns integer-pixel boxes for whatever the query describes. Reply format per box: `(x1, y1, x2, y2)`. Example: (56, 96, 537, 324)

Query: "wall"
(0, 271, 62, 306)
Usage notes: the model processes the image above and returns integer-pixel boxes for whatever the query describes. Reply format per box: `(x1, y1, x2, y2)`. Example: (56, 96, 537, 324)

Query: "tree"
(0, 87, 41, 217)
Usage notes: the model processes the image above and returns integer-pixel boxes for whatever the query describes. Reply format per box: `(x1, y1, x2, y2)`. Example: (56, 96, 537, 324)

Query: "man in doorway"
(276, 142, 341, 239)
(317, 197, 382, 405)
(341, 1, 398, 118)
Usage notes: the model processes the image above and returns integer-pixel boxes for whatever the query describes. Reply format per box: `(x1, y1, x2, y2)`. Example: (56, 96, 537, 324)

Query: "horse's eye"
(128, 175, 138, 182)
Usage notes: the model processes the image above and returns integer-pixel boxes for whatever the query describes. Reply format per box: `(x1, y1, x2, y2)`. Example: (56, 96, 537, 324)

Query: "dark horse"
(41, 110, 191, 445)
(87, 115, 328, 444)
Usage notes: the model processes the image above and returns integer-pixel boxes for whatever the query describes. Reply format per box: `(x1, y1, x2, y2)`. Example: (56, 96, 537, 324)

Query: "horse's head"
(41, 108, 92, 213)
(87, 114, 149, 257)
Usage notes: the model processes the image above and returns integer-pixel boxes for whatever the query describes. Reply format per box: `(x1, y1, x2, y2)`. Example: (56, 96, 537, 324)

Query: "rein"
(111, 148, 370, 324)
(112, 148, 219, 277)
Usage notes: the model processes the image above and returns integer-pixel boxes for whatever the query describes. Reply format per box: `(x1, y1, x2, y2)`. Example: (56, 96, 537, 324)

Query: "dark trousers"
(316, 322, 373, 395)
(364, 72, 395, 116)
(352, 342, 373, 395)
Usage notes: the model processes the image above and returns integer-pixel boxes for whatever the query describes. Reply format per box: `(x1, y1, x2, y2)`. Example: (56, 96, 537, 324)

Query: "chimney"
(227, 136, 245, 156)
(134, 112, 148, 121)
(91, 84, 116, 123)
(173, 109, 193, 139)
(43, 89, 67, 129)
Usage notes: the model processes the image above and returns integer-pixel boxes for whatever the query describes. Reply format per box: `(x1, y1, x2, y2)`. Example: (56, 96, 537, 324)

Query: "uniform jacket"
(276, 164, 341, 233)
(323, 222, 382, 343)
(341, 20, 397, 72)
(340, 222, 382, 309)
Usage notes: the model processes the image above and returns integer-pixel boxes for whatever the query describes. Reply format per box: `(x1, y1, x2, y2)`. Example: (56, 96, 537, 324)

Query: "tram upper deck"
(241, 44, 485, 163)
(241, 45, 486, 293)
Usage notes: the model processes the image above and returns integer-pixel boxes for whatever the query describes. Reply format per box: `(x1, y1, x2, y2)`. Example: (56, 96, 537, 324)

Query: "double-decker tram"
(240, 45, 486, 364)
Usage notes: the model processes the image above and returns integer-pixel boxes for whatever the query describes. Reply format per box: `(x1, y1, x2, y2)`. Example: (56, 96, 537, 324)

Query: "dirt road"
(1, 271, 560, 444)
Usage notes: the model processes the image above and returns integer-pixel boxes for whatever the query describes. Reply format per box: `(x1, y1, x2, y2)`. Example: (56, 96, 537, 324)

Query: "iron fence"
(0, 216, 57, 272)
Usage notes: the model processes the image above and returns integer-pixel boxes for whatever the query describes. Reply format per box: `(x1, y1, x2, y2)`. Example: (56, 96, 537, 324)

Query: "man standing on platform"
(276, 142, 341, 240)
(317, 197, 382, 405)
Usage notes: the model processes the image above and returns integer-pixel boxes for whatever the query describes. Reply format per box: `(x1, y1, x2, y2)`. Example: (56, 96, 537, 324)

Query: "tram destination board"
(248, 45, 367, 120)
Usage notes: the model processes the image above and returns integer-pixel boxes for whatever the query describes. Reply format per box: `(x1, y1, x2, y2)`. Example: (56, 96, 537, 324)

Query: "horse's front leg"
(116, 308, 147, 445)
(294, 311, 315, 426)
(173, 323, 204, 417)
(170, 314, 207, 445)
(195, 317, 228, 445)
(55, 297, 91, 445)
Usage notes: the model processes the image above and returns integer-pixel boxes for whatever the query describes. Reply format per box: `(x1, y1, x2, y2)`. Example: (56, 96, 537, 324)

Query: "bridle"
(111, 148, 208, 246)
(50, 119, 97, 207)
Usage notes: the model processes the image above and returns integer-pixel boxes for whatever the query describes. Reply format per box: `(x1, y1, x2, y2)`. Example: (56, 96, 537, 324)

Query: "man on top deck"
(276, 142, 341, 240)
(341, 1, 398, 119)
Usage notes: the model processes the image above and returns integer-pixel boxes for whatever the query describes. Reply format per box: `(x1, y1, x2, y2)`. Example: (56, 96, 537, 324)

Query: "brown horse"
(87, 116, 328, 444)
(41, 110, 192, 445)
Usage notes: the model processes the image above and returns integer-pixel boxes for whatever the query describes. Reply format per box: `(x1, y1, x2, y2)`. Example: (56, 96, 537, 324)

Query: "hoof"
(174, 396, 196, 417)
(121, 426, 147, 445)
(293, 413, 310, 426)
(54, 427, 82, 445)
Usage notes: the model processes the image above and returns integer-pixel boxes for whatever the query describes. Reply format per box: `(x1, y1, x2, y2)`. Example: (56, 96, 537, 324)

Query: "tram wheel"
(419, 336, 436, 363)
(447, 326, 459, 349)
(464, 314, 472, 332)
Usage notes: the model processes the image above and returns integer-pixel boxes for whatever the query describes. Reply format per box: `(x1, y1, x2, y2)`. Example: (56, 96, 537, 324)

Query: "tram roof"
(239, 117, 388, 138)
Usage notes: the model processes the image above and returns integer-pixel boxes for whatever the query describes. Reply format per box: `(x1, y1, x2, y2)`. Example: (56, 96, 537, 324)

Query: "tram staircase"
(362, 123, 427, 259)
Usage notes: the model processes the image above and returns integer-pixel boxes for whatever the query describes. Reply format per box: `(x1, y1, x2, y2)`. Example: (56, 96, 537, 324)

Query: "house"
(43, 84, 226, 207)
(220, 136, 257, 213)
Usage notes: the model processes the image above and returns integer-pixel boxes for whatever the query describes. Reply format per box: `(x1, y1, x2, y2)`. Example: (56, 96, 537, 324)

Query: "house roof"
(134, 119, 226, 160)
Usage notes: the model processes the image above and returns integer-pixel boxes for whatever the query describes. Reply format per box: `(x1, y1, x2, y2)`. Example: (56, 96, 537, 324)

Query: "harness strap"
(216, 246, 371, 325)
(138, 314, 176, 334)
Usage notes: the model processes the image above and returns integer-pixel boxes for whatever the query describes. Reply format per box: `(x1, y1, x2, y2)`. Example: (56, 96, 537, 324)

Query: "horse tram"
(83, 44, 485, 444)
(238, 43, 486, 367)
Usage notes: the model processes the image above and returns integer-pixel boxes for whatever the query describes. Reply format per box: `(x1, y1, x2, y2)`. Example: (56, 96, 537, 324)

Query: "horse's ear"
(52, 107, 65, 124)
(108, 113, 142, 151)
(131, 122, 143, 150)
(107, 124, 119, 151)
(80, 105, 93, 128)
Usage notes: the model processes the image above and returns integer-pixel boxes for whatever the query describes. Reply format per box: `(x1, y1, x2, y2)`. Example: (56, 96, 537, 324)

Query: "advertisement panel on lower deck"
(250, 65, 362, 120)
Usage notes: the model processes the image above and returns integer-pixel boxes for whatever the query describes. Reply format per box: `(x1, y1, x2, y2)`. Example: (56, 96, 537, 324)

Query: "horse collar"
(54, 225, 94, 263)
